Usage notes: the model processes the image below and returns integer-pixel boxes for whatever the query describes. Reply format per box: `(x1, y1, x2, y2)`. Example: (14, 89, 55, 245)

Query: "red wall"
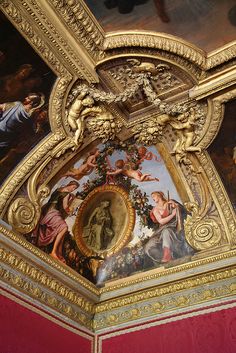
(1, 291, 236, 353)
(101, 305, 236, 353)
(0, 293, 92, 353)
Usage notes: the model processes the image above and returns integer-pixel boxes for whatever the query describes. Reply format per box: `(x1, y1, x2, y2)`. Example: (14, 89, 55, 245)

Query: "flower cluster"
(129, 185, 153, 228)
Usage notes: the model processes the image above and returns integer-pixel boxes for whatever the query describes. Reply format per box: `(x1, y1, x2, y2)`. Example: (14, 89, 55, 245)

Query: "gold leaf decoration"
(7, 197, 40, 234)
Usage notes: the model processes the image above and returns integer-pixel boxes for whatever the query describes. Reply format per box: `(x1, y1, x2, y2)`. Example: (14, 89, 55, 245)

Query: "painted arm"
(106, 168, 123, 176)
(152, 207, 176, 226)
(63, 193, 74, 214)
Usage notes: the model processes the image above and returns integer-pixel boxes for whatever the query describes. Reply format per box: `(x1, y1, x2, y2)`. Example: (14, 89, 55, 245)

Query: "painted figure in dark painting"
(144, 191, 193, 263)
(0, 64, 42, 102)
(103, 0, 169, 22)
(0, 93, 44, 160)
(32, 181, 79, 263)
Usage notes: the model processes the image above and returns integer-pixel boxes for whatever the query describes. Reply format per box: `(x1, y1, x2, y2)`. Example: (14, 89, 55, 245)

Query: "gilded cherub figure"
(169, 108, 201, 162)
(67, 92, 102, 146)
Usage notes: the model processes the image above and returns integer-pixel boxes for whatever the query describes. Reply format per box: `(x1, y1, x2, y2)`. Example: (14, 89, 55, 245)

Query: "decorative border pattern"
(48, 0, 105, 61)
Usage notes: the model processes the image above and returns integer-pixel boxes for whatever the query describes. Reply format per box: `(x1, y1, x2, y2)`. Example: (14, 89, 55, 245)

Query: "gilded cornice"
(104, 33, 236, 72)
(0, 0, 98, 82)
(206, 41, 236, 70)
(104, 32, 206, 69)
(47, 0, 105, 62)
(1, 230, 235, 332)
(96, 267, 236, 314)
(198, 89, 236, 149)
(94, 281, 236, 331)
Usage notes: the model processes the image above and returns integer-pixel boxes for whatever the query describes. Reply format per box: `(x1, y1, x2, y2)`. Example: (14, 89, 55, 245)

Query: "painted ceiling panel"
(84, 0, 236, 52)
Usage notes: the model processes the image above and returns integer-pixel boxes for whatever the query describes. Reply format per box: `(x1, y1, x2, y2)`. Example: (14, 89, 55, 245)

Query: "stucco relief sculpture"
(67, 92, 102, 146)
(133, 106, 202, 166)
(67, 91, 123, 147)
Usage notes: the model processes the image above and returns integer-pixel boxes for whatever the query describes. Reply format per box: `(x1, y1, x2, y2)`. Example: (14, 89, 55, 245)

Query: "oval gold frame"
(73, 185, 135, 257)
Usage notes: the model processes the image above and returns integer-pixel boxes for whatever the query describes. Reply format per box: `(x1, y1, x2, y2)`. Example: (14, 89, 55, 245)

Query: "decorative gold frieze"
(103, 33, 206, 69)
(48, 0, 105, 61)
(93, 267, 236, 329)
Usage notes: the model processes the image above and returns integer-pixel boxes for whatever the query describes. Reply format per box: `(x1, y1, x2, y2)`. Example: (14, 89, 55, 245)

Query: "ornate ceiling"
(0, 0, 236, 334)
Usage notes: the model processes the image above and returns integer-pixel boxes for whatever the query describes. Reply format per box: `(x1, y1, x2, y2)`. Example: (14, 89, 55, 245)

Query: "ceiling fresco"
(23, 140, 195, 285)
(85, 0, 236, 52)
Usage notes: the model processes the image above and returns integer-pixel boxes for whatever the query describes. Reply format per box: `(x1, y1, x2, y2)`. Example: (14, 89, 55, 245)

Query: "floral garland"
(76, 141, 153, 228)
(67, 72, 197, 116)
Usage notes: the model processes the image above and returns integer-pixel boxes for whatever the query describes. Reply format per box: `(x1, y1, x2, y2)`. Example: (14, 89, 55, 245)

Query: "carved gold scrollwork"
(36, 185, 51, 204)
(7, 197, 41, 234)
(184, 203, 221, 250)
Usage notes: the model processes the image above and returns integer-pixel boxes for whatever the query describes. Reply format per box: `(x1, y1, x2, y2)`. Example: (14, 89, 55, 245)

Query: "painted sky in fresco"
(53, 144, 181, 241)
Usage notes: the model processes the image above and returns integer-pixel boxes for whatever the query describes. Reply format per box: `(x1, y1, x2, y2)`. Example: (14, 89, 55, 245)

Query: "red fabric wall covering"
(1, 290, 236, 353)
(101, 305, 236, 353)
(0, 293, 92, 353)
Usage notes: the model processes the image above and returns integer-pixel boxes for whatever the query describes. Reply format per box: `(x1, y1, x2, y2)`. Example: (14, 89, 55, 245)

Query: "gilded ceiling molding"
(46, 0, 105, 62)
(197, 89, 236, 149)
(104, 32, 206, 69)
(94, 272, 236, 330)
(96, 266, 236, 314)
(0, 234, 236, 332)
(206, 41, 236, 70)
(190, 68, 236, 100)
(0, 0, 98, 82)
(0, 250, 94, 330)
(104, 33, 236, 73)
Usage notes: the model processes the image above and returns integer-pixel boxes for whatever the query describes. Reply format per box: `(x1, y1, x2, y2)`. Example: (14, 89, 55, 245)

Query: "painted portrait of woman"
(32, 181, 80, 263)
(144, 191, 193, 263)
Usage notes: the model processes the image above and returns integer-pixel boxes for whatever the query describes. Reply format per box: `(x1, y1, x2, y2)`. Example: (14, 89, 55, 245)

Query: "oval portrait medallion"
(73, 185, 135, 257)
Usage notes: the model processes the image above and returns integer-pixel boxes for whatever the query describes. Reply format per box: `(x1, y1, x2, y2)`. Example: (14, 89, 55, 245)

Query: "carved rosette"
(184, 216, 221, 250)
(7, 198, 41, 234)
